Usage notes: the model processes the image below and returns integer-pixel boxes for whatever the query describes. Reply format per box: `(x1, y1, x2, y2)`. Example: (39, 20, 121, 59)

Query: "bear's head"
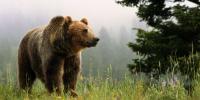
(67, 17, 99, 48)
(46, 16, 99, 54)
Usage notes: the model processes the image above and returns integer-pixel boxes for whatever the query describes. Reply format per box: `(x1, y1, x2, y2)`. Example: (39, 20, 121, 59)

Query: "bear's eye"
(82, 28, 88, 34)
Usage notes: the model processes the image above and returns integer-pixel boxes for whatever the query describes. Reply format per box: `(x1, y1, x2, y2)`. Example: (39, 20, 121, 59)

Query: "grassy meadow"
(0, 68, 200, 100)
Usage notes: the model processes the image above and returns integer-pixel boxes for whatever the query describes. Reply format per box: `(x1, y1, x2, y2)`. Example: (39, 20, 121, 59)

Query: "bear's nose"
(94, 38, 100, 42)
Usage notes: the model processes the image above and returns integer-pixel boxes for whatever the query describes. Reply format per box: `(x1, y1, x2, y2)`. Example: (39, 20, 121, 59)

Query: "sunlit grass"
(0, 65, 200, 100)
(0, 73, 200, 100)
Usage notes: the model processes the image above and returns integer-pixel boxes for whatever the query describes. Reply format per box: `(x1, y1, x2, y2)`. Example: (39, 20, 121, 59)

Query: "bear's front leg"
(63, 68, 80, 97)
(63, 54, 80, 97)
(44, 56, 64, 95)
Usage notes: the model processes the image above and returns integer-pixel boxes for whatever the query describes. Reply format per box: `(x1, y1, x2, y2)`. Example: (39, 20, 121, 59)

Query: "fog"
(0, 0, 147, 80)
(0, 0, 147, 38)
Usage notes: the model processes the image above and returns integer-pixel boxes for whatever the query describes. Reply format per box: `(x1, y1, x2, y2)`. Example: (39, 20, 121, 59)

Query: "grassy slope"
(0, 74, 200, 100)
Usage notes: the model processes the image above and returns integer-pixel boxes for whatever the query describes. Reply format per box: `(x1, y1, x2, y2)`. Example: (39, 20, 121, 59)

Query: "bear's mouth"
(86, 41, 98, 47)
(82, 38, 99, 47)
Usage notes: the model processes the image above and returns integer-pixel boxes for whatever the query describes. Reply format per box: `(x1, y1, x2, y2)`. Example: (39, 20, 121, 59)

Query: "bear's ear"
(81, 18, 88, 25)
(64, 16, 72, 25)
(50, 16, 65, 26)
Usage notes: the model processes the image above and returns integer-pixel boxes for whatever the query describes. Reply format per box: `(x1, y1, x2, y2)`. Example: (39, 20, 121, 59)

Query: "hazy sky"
(0, 0, 146, 39)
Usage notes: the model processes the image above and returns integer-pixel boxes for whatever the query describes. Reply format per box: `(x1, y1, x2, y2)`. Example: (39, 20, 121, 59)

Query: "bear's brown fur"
(18, 16, 99, 96)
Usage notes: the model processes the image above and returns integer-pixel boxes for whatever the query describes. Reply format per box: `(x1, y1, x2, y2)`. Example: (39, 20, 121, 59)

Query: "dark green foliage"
(175, 53, 200, 80)
(117, 0, 200, 26)
(118, 0, 200, 79)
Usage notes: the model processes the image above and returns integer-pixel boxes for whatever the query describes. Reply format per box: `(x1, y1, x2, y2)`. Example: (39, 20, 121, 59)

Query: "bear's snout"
(86, 37, 99, 47)
(94, 38, 100, 42)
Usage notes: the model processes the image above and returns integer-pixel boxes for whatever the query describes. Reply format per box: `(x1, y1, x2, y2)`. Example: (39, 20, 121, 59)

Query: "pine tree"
(118, 0, 200, 78)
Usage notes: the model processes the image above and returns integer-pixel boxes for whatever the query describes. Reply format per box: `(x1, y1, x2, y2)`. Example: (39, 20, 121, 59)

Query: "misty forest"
(0, 0, 200, 100)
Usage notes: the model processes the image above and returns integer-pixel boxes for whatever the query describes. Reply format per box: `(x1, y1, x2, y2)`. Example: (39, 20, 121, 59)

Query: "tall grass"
(0, 67, 200, 100)
(1, 54, 200, 100)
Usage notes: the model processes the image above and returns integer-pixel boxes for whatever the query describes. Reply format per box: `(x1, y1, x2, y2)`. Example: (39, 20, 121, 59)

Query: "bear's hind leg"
(18, 67, 36, 92)
(18, 46, 36, 92)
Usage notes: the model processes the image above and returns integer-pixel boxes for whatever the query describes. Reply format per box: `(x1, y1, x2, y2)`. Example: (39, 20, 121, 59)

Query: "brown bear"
(18, 16, 99, 96)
